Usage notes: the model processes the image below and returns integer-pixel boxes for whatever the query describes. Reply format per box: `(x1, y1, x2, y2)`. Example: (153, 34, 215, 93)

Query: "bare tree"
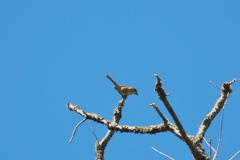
(66, 74, 240, 160)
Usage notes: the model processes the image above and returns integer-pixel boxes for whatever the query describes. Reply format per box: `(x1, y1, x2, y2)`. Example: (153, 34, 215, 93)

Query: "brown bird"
(106, 75, 138, 96)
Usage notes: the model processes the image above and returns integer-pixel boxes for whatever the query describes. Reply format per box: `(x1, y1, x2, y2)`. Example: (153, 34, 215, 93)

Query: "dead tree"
(66, 74, 240, 160)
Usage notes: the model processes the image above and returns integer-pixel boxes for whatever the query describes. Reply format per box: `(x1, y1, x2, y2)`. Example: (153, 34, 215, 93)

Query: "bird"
(106, 75, 138, 96)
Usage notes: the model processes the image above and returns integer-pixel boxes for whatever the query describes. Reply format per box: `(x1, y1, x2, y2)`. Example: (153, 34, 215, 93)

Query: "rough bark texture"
(66, 76, 239, 160)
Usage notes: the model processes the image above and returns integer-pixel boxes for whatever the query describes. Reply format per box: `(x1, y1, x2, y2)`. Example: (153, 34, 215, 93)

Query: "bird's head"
(129, 87, 138, 96)
(132, 88, 138, 95)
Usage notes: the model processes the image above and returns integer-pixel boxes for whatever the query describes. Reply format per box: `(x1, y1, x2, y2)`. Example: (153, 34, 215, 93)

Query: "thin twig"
(229, 78, 240, 85)
(229, 150, 240, 160)
(149, 103, 169, 124)
(69, 118, 87, 143)
(203, 137, 216, 153)
(209, 139, 212, 159)
(210, 81, 221, 89)
(91, 122, 99, 142)
(197, 124, 216, 153)
(151, 147, 175, 160)
(213, 107, 225, 160)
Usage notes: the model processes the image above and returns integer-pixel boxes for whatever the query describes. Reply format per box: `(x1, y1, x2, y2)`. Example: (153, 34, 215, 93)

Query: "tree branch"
(66, 102, 182, 137)
(150, 103, 182, 138)
(196, 81, 233, 143)
(69, 118, 87, 143)
(66, 103, 112, 126)
(91, 122, 99, 142)
(152, 147, 175, 160)
(153, 74, 206, 159)
(66, 76, 239, 160)
(150, 103, 169, 124)
(95, 95, 127, 160)
(213, 107, 225, 160)
(229, 150, 240, 160)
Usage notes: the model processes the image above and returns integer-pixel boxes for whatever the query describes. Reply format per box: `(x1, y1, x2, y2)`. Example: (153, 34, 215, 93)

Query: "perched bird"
(106, 75, 138, 96)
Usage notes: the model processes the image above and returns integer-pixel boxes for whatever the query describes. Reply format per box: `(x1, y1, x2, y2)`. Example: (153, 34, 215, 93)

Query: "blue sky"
(1, 1, 240, 159)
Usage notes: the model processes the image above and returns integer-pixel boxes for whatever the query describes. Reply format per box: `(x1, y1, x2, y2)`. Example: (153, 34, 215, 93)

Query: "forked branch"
(196, 80, 237, 143)
(153, 74, 204, 159)
(66, 76, 239, 160)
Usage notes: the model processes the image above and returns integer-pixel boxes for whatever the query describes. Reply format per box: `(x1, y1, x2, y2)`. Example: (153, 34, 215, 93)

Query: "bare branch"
(66, 76, 240, 160)
(91, 122, 99, 142)
(196, 81, 232, 143)
(66, 103, 88, 117)
(197, 124, 216, 154)
(213, 107, 225, 160)
(69, 118, 87, 143)
(209, 139, 212, 160)
(153, 75, 185, 135)
(202, 137, 216, 153)
(210, 81, 221, 89)
(229, 150, 240, 160)
(153, 74, 202, 158)
(150, 103, 169, 124)
(153, 75, 186, 137)
(66, 103, 179, 135)
(228, 78, 240, 85)
(66, 103, 112, 126)
(151, 147, 175, 160)
(95, 95, 127, 159)
(150, 103, 183, 138)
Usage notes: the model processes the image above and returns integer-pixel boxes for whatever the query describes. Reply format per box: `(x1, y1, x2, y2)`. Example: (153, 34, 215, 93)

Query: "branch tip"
(151, 147, 175, 160)
(149, 103, 156, 108)
(66, 103, 79, 111)
(69, 118, 87, 143)
(210, 81, 221, 89)
(229, 78, 240, 85)
(229, 150, 240, 160)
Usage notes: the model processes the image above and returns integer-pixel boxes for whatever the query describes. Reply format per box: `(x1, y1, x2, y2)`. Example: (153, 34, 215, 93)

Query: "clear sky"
(1, 1, 240, 160)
